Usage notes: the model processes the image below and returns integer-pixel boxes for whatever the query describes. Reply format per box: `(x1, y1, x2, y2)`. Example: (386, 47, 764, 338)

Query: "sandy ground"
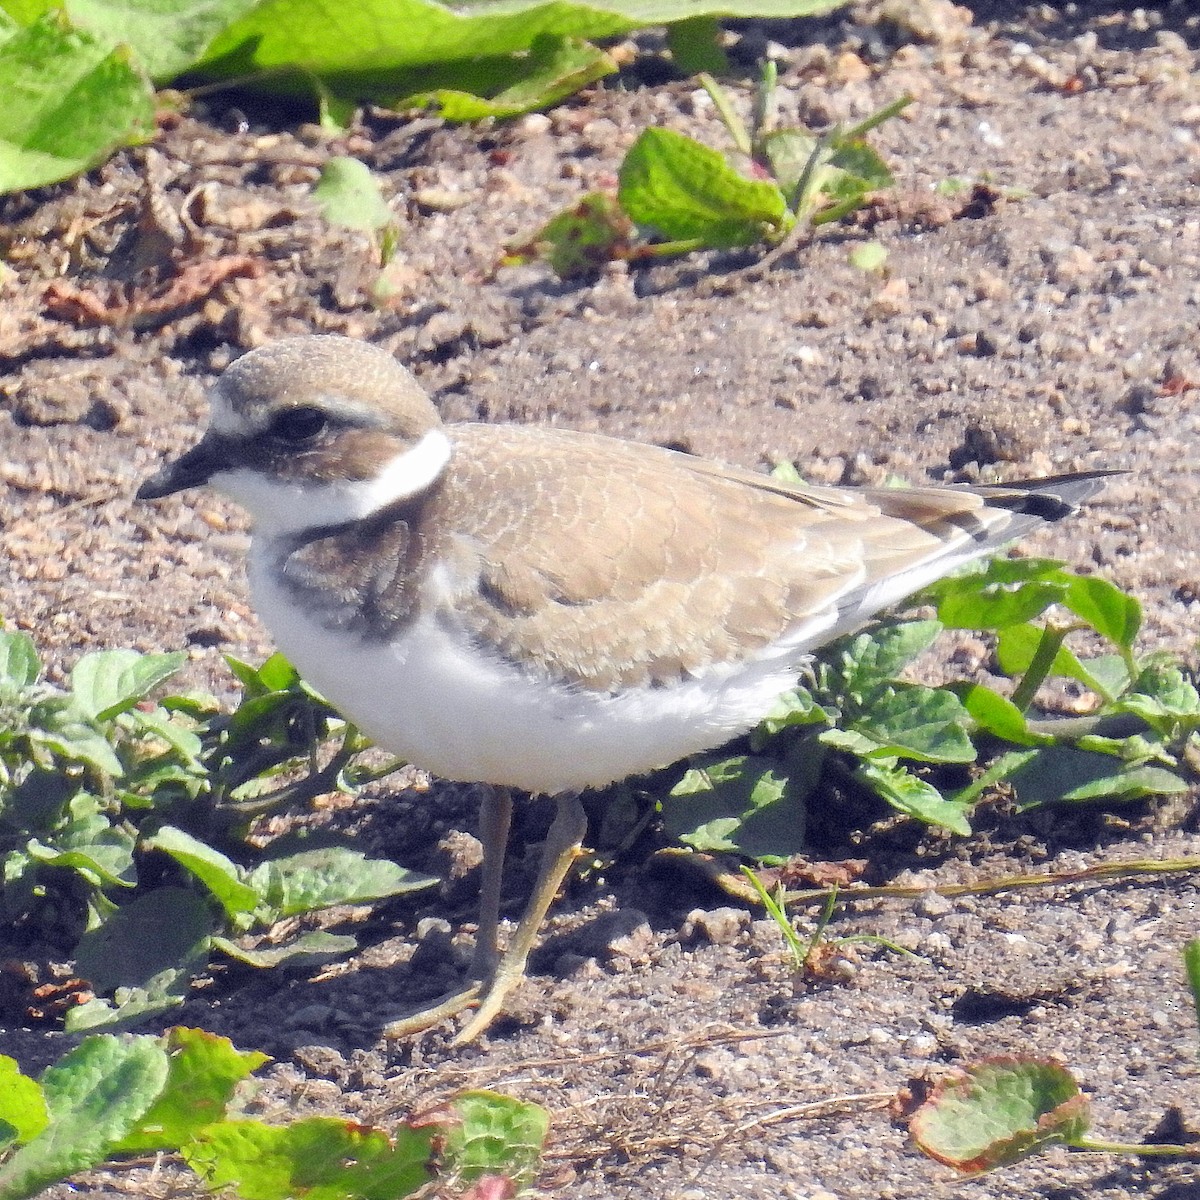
(1, 1, 1199, 1196)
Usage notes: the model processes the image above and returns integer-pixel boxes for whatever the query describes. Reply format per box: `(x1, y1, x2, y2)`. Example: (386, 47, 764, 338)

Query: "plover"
(138, 335, 1108, 1041)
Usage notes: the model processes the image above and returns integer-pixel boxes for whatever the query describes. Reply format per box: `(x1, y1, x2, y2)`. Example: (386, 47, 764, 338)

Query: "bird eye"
(269, 406, 328, 444)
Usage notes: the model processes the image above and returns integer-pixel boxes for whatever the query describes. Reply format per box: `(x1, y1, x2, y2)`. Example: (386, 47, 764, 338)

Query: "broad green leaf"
(0, 10, 154, 193)
(0, 1035, 169, 1200)
(0, 1058, 48, 1149)
(402, 34, 615, 120)
(661, 755, 809, 859)
(754, 685, 831, 740)
(1062, 575, 1141, 649)
(665, 15, 726, 74)
(758, 126, 818, 200)
(1005, 746, 1188, 810)
(312, 156, 394, 233)
(63, 973, 189, 1033)
(27, 696, 123, 777)
(143, 826, 259, 918)
(618, 126, 789, 247)
(935, 579, 1067, 631)
(225, 652, 299, 696)
(184, 1117, 436, 1200)
(245, 847, 436, 918)
(916, 556, 1067, 605)
(953, 684, 1047, 746)
(122, 704, 205, 767)
(5, 0, 262, 80)
(7, 769, 76, 833)
(836, 620, 942, 694)
(199, 0, 845, 83)
(26, 812, 136, 888)
(850, 684, 976, 763)
(855, 761, 972, 834)
(442, 1091, 550, 1187)
(71, 649, 186, 723)
(74, 887, 213, 993)
(0, 630, 39, 690)
(910, 1058, 1090, 1173)
(116, 1028, 269, 1154)
(210, 930, 358, 968)
(1138, 662, 1200, 712)
(828, 137, 892, 191)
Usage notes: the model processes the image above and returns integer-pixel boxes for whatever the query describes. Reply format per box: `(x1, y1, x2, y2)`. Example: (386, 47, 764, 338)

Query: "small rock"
(680, 907, 749, 946)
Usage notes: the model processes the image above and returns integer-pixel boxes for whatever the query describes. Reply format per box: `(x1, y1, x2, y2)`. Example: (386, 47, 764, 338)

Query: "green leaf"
(953, 684, 1047, 746)
(910, 1058, 1090, 1173)
(754, 686, 831, 740)
(225, 652, 299, 696)
(116, 1028, 269, 1154)
(184, 1117, 436, 1200)
(245, 847, 436, 919)
(1185, 939, 1200, 1047)
(26, 811, 137, 888)
(27, 697, 124, 777)
(198, 0, 845, 87)
(849, 240, 887, 271)
(505, 190, 632, 278)
(0, 1035, 170, 1200)
(0, 10, 154, 194)
(660, 755, 809, 859)
(122, 704, 205, 768)
(63, 973, 189, 1033)
(74, 887, 214, 993)
(401, 34, 615, 120)
(855, 761, 972, 835)
(0, 1058, 48, 1150)
(312, 156, 394, 233)
(210, 930, 358, 968)
(0, 630, 39, 691)
(143, 826, 260, 919)
(442, 1091, 550, 1187)
(836, 620, 942, 693)
(850, 684, 976, 764)
(1004, 746, 1188, 810)
(33, 0, 262, 81)
(1062, 575, 1141, 648)
(71, 649, 186, 723)
(618, 126, 789, 248)
(666, 16, 727, 74)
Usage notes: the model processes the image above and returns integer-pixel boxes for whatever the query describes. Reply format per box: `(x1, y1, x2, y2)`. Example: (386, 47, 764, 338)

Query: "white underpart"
(213, 429, 452, 536)
(240, 453, 1019, 794)
(249, 544, 846, 792)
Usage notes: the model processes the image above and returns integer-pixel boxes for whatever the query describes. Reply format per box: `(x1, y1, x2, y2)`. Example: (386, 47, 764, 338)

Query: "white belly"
(248, 553, 815, 794)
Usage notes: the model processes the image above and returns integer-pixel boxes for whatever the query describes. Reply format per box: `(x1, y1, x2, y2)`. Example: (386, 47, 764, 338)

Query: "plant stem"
(1072, 1138, 1200, 1159)
(1010, 623, 1071, 712)
(698, 72, 752, 155)
(775, 856, 1200, 906)
(843, 95, 913, 140)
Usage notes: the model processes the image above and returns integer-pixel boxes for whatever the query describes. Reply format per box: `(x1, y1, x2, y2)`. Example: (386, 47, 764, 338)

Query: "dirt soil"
(3, 0, 1200, 1196)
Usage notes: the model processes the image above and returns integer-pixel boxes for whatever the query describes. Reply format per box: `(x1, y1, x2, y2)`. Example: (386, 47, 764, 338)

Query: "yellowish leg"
(382, 786, 513, 1040)
(452, 793, 588, 1045)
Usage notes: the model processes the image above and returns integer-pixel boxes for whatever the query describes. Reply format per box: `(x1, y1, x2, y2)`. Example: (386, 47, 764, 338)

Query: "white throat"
(214, 428, 452, 537)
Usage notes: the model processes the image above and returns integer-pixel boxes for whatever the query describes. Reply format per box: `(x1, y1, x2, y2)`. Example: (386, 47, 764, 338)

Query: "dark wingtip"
(978, 469, 1121, 520)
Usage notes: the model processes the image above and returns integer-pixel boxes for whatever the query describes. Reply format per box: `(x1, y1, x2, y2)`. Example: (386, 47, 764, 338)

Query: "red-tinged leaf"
(461, 1174, 516, 1200)
(116, 1028, 269, 1153)
(910, 1058, 1090, 1174)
